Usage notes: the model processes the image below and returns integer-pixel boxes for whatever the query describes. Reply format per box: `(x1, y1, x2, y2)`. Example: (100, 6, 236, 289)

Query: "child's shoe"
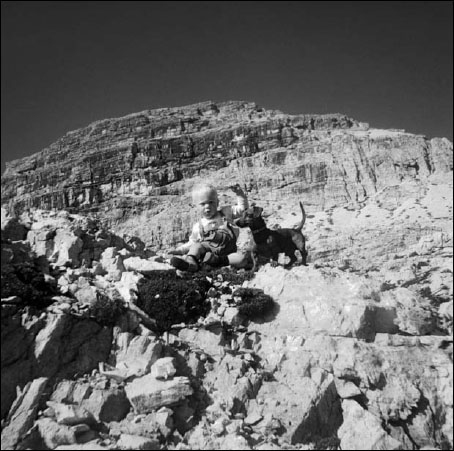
(170, 255, 199, 272)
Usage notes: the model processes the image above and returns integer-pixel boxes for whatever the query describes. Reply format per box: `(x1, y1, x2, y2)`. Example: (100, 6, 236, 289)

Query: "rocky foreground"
(1, 101, 453, 449)
(1, 198, 452, 450)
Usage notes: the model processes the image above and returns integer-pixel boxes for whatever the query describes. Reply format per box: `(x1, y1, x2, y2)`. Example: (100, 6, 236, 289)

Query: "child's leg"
(227, 251, 249, 268)
(201, 238, 245, 268)
(170, 243, 208, 272)
(203, 250, 249, 269)
(188, 242, 208, 263)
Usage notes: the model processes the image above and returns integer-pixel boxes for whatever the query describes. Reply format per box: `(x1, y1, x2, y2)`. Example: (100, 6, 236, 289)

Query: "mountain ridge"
(1, 101, 452, 450)
(2, 101, 451, 256)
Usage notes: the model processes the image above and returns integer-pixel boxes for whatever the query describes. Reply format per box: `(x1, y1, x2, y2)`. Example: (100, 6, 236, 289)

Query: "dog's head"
(236, 205, 265, 229)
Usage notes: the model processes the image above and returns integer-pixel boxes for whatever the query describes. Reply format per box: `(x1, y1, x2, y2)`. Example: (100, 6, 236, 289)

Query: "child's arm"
(168, 223, 201, 254)
(229, 184, 249, 218)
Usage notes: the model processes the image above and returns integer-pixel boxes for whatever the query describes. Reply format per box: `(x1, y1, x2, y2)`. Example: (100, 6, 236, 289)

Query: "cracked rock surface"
(1, 102, 452, 450)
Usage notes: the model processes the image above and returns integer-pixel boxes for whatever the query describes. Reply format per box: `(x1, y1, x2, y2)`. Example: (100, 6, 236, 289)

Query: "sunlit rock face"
(1, 101, 452, 256)
(0, 97, 452, 449)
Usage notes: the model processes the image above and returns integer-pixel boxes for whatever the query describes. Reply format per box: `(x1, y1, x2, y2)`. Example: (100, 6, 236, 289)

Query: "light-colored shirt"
(177, 194, 248, 253)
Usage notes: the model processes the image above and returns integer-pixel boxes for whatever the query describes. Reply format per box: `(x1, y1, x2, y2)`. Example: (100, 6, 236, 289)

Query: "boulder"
(115, 271, 144, 303)
(247, 265, 398, 340)
(50, 380, 92, 404)
(123, 256, 173, 274)
(220, 434, 251, 450)
(150, 357, 177, 380)
(35, 418, 78, 449)
(117, 433, 160, 450)
(0, 377, 49, 450)
(125, 375, 193, 413)
(100, 247, 126, 281)
(178, 327, 225, 357)
(46, 401, 94, 425)
(108, 408, 173, 440)
(81, 387, 131, 422)
(338, 399, 403, 450)
(54, 443, 108, 450)
(113, 333, 162, 378)
(53, 229, 84, 267)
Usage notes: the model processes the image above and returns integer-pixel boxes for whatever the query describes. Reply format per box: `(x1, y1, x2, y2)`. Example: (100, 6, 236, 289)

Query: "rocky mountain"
(2, 101, 452, 265)
(2, 101, 366, 248)
(1, 101, 453, 450)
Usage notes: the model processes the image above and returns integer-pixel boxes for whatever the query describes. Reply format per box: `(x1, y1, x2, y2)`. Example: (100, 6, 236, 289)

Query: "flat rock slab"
(123, 256, 173, 274)
(1, 377, 49, 450)
(54, 442, 109, 450)
(125, 375, 193, 413)
(247, 265, 397, 341)
(117, 433, 160, 450)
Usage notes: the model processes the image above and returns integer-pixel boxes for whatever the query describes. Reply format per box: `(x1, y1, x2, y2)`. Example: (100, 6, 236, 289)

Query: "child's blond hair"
(191, 184, 218, 203)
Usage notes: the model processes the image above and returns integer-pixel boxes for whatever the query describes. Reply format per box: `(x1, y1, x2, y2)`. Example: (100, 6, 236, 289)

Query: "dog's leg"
(251, 250, 258, 272)
(265, 236, 281, 267)
(291, 234, 308, 266)
(298, 239, 308, 266)
(291, 246, 307, 266)
(286, 252, 298, 267)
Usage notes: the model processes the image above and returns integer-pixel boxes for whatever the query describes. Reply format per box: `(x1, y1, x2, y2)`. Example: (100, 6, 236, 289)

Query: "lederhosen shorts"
(199, 218, 238, 257)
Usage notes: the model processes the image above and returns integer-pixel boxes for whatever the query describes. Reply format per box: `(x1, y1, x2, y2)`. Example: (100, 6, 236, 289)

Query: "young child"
(168, 183, 248, 272)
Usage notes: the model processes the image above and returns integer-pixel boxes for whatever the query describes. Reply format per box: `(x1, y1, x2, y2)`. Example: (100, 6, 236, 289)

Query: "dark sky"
(1, 1, 453, 174)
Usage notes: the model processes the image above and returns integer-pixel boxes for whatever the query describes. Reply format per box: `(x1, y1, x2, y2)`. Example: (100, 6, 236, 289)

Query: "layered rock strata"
(1, 101, 360, 215)
(2, 102, 452, 269)
(1, 101, 453, 449)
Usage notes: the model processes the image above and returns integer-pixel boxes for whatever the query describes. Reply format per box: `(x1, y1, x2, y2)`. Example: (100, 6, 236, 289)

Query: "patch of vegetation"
(136, 271, 211, 335)
(232, 287, 275, 319)
(88, 291, 125, 326)
(1, 263, 55, 307)
(379, 282, 396, 292)
(210, 268, 255, 285)
(313, 435, 341, 450)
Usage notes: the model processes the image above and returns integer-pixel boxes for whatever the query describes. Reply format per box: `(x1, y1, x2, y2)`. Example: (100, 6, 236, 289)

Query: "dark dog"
(236, 202, 308, 271)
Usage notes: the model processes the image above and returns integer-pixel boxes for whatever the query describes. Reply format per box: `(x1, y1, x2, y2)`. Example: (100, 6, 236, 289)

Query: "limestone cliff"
(1, 101, 453, 449)
(3, 100, 451, 255)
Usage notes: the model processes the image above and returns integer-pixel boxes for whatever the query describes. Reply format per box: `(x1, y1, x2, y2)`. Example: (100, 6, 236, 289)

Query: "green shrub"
(232, 287, 275, 319)
(136, 271, 211, 335)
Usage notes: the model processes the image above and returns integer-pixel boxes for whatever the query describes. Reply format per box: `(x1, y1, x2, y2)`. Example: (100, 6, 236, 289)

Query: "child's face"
(195, 191, 218, 219)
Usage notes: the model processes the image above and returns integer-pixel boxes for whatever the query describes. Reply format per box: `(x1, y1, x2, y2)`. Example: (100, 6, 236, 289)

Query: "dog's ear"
(253, 206, 263, 218)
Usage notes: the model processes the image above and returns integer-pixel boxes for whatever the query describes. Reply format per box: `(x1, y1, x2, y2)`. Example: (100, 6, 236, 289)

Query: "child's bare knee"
(228, 251, 248, 267)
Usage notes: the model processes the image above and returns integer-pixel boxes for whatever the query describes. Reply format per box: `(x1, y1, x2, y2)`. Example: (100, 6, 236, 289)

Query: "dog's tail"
(294, 202, 306, 231)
